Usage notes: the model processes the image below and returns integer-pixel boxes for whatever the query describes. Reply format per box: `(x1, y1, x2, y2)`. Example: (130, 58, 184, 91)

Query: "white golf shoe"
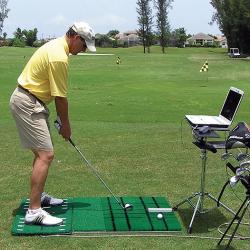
(25, 208, 63, 226)
(41, 192, 64, 207)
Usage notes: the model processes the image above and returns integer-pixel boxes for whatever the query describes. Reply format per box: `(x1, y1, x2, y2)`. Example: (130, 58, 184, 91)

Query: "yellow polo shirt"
(18, 36, 69, 104)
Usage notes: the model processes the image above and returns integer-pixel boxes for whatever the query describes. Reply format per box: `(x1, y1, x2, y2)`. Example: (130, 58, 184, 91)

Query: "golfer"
(10, 22, 96, 226)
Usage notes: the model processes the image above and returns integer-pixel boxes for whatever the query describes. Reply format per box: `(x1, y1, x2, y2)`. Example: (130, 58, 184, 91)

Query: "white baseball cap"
(72, 22, 96, 52)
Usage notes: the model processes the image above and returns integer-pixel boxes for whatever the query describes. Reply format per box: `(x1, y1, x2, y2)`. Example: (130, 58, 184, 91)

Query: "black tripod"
(173, 129, 235, 233)
(218, 176, 250, 249)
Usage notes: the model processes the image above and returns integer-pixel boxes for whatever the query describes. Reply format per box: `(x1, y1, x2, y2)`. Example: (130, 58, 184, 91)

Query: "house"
(186, 33, 215, 46)
(215, 35, 228, 48)
(115, 30, 140, 46)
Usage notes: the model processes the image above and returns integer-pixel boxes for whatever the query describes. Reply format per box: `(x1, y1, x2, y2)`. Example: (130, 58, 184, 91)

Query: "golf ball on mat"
(157, 213, 163, 219)
(124, 203, 133, 210)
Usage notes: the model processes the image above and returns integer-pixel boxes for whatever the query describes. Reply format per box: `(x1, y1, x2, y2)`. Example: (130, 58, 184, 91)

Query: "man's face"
(71, 35, 87, 55)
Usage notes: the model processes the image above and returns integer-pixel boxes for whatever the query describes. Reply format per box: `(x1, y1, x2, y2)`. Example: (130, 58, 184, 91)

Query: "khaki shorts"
(9, 87, 53, 150)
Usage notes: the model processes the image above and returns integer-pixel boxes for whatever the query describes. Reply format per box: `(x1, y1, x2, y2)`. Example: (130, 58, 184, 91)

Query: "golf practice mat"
(12, 196, 181, 236)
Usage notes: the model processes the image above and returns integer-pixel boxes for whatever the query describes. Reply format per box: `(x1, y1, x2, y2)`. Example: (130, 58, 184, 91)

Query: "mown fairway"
(1, 46, 250, 249)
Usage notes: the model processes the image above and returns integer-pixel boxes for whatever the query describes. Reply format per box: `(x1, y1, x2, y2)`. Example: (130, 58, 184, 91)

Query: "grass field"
(1, 45, 250, 249)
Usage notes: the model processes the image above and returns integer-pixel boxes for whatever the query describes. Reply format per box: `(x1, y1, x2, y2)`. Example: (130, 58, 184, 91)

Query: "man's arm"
(55, 96, 71, 140)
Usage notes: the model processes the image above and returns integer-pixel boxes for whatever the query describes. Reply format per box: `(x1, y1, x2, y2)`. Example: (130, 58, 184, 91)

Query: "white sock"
(27, 207, 42, 215)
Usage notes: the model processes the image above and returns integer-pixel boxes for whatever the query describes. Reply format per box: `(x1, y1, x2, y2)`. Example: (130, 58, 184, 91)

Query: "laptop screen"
(220, 90, 242, 121)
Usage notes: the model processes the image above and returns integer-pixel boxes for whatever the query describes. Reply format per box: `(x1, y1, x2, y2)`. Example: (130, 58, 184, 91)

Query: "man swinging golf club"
(9, 21, 96, 226)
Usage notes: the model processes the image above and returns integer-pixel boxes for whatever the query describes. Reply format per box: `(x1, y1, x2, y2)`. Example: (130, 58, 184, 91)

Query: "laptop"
(185, 87, 244, 129)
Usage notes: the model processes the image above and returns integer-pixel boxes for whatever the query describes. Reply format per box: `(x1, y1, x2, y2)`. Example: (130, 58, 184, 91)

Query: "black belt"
(18, 84, 45, 106)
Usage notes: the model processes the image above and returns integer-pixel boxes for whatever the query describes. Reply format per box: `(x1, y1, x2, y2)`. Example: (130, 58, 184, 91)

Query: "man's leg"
(10, 90, 63, 225)
(29, 150, 54, 209)
(25, 149, 63, 226)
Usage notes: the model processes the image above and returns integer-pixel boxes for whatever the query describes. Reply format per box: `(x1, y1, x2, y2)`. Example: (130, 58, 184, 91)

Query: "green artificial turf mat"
(12, 196, 181, 236)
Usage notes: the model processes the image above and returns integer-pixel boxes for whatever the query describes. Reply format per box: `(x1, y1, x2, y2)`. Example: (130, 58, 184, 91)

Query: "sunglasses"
(79, 36, 87, 49)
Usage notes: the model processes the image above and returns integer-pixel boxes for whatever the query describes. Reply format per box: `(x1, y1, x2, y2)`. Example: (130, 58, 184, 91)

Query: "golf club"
(221, 152, 233, 161)
(236, 153, 250, 162)
(54, 118, 133, 211)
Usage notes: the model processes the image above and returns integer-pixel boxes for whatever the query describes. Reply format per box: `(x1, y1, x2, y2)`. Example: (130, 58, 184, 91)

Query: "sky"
(3, 0, 221, 39)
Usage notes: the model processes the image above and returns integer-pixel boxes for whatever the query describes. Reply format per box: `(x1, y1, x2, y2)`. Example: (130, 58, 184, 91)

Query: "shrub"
(0, 40, 9, 46)
(12, 38, 26, 47)
(33, 39, 47, 47)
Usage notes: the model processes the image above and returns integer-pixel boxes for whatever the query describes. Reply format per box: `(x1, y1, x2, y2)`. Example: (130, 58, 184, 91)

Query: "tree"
(13, 27, 38, 47)
(2, 31, 6, 39)
(137, 0, 153, 53)
(22, 28, 38, 46)
(107, 30, 119, 38)
(13, 28, 25, 47)
(14, 27, 23, 39)
(210, 0, 250, 54)
(171, 27, 187, 47)
(154, 0, 173, 53)
(0, 0, 10, 35)
(95, 34, 113, 47)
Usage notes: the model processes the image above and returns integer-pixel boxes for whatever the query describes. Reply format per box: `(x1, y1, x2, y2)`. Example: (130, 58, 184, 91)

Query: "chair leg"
(218, 196, 249, 247)
(225, 200, 250, 250)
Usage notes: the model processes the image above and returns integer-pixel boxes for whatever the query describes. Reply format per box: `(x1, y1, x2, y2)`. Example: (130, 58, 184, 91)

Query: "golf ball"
(157, 213, 163, 219)
(124, 203, 133, 210)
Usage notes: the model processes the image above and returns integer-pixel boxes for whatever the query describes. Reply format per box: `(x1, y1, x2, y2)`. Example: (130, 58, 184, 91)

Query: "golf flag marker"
(116, 56, 121, 65)
(200, 60, 208, 72)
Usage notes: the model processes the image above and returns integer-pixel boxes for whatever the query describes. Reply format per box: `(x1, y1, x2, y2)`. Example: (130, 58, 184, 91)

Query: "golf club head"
(230, 175, 239, 187)
(236, 166, 250, 178)
(221, 152, 232, 161)
(240, 161, 250, 168)
(236, 153, 249, 162)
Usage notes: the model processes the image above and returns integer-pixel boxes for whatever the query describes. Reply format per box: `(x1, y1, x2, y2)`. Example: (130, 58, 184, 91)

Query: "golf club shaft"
(68, 138, 125, 209)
